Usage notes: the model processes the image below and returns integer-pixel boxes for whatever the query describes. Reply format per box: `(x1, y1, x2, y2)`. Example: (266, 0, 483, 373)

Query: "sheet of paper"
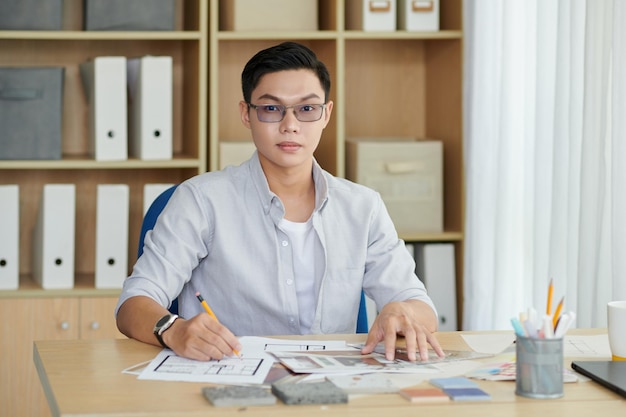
(461, 333, 516, 354)
(465, 353, 579, 383)
(563, 334, 611, 358)
(349, 342, 493, 364)
(271, 350, 441, 374)
(136, 337, 350, 385)
(138, 349, 274, 384)
(239, 336, 349, 354)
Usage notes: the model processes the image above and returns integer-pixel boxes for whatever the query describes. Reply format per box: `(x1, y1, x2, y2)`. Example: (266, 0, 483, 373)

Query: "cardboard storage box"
(220, 0, 318, 31)
(84, 0, 175, 31)
(346, 0, 396, 32)
(397, 0, 439, 31)
(0, 67, 64, 160)
(346, 137, 443, 233)
(219, 141, 257, 170)
(0, 0, 63, 30)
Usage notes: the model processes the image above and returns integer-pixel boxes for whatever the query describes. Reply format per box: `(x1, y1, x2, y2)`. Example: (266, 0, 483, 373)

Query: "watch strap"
(155, 330, 170, 349)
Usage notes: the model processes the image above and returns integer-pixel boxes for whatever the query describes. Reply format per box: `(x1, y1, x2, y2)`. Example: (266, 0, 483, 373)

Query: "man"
(116, 42, 443, 362)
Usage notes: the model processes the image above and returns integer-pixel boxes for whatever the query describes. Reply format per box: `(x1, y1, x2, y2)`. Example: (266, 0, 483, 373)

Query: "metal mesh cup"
(515, 335, 564, 399)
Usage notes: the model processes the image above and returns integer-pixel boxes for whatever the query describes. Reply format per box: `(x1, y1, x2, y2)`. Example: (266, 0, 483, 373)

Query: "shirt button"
(289, 317, 295, 323)
(286, 279, 293, 285)
(282, 240, 288, 247)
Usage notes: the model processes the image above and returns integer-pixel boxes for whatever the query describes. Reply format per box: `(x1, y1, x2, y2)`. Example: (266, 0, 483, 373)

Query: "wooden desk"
(34, 331, 625, 417)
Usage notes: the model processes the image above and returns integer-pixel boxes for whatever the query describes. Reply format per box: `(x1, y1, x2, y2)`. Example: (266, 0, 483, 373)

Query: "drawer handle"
(385, 162, 418, 174)
(412, 0, 434, 12)
(0, 88, 42, 100)
(60, 321, 70, 330)
(369, 1, 391, 12)
(90, 321, 101, 330)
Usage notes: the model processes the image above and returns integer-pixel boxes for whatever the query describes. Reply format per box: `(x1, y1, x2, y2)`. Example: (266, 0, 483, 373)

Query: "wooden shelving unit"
(0, 0, 208, 285)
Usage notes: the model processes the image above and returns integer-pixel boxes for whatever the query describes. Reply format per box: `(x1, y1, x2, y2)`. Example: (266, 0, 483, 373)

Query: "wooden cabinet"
(0, 294, 124, 417)
(209, 0, 465, 320)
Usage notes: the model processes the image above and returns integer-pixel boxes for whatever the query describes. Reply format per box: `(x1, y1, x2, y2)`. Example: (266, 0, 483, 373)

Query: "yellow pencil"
(195, 291, 241, 357)
(546, 278, 554, 315)
(552, 296, 564, 330)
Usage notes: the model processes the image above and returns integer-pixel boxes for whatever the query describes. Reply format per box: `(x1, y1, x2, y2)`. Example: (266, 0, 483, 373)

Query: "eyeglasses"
(247, 103, 326, 123)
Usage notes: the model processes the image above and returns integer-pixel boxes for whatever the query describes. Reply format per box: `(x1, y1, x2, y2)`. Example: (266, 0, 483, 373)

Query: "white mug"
(607, 301, 626, 361)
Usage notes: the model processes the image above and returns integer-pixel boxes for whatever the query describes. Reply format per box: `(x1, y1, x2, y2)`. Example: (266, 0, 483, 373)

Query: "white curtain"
(463, 0, 626, 330)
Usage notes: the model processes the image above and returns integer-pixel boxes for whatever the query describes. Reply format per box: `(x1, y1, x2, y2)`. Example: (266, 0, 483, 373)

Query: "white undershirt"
(279, 217, 316, 333)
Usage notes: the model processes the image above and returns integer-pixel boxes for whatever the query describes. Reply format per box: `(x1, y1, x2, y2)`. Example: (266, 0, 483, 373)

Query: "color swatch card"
(429, 377, 491, 401)
(399, 387, 450, 403)
(441, 388, 491, 401)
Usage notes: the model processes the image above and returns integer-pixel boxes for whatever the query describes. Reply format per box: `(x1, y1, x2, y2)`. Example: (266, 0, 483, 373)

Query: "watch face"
(156, 314, 173, 328)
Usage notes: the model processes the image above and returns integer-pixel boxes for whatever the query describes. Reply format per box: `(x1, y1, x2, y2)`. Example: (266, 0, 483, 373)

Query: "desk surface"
(34, 330, 625, 417)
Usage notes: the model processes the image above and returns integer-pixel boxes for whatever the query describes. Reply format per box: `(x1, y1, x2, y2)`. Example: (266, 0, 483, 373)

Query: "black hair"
(241, 42, 331, 103)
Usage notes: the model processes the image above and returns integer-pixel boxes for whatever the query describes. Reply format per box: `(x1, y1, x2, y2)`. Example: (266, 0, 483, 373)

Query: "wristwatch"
(153, 314, 178, 349)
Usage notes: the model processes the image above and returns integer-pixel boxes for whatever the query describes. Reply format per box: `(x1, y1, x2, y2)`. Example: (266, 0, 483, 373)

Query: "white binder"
(413, 243, 458, 331)
(95, 184, 129, 289)
(127, 56, 173, 160)
(143, 183, 175, 215)
(0, 185, 19, 290)
(80, 56, 128, 161)
(32, 184, 75, 289)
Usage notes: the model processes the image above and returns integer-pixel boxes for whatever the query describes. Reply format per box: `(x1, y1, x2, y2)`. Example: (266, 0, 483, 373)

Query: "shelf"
(343, 30, 463, 40)
(217, 30, 339, 41)
(0, 157, 201, 170)
(399, 231, 464, 243)
(0, 30, 202, 41)
(216, 29, 462, 41)
(0, 274, 121, 299)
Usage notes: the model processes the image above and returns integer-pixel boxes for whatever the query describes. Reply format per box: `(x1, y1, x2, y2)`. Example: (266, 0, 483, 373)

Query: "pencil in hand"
(196, 292, 219, 321)
(195, 292, 241, 358)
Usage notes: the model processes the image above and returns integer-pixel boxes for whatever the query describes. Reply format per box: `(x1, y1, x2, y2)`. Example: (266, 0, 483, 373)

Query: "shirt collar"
(247, 151, 330, 215)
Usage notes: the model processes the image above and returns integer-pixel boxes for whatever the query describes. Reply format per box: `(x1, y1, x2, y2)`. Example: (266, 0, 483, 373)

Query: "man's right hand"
(163, 313, 242, 361)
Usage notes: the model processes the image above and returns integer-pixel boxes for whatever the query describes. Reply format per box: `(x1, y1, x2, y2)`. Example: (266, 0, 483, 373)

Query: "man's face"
(240, 69, 333, 173)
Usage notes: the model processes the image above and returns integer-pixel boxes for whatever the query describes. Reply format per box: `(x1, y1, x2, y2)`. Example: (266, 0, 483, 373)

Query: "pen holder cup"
(515, 335, 564, 399)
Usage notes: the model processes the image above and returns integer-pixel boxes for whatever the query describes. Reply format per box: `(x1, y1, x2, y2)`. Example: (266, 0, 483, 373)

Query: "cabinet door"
(0, 297, 79, 417)
(79, 297, 126, 340)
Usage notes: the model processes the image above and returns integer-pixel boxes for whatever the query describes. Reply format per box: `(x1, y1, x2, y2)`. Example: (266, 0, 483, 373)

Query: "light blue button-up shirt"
(116, 152, 436, 335)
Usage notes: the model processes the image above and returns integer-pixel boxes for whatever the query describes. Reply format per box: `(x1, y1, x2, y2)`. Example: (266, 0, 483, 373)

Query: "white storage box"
(346, 137, 443, 233)
(346, 0, 396, 32)
(220, 0, 318, 31)
(397, 0, 440, 31)
(219, 141, 256, 170)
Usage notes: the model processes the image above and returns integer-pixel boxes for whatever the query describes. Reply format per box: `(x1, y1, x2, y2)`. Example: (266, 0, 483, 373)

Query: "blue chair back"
(138, 184, 179, 314)
(137, 184, 369, 332)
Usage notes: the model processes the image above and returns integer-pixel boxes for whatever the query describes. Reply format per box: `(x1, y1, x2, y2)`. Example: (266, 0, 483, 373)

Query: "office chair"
(138, 184, 370, 333)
